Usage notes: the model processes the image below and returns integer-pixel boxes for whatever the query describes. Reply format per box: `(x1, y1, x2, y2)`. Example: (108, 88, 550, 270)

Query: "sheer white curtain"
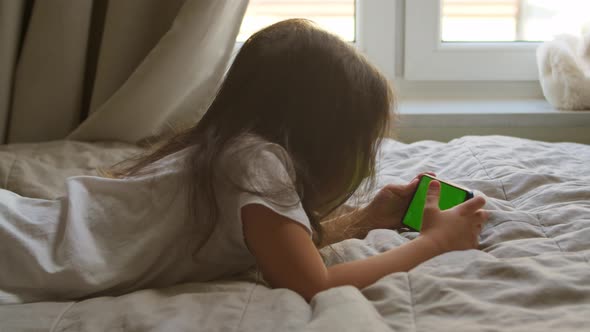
(0, 0, 248, 144)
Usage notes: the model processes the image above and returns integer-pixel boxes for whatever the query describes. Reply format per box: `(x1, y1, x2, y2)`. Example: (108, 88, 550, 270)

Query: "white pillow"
(68, 0, 248, 142)
(537, 32, 590, 110)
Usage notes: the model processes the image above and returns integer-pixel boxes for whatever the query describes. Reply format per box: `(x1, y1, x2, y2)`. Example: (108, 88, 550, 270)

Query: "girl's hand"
(420, 181, 489, 252)
(365, 172, 436, 230)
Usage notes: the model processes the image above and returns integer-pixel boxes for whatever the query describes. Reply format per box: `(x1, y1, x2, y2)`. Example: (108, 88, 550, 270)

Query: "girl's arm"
(242, 181, 488, 302)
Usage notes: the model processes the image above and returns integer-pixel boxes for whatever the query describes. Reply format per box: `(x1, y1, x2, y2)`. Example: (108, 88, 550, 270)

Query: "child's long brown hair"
(111, 19, 394, 252)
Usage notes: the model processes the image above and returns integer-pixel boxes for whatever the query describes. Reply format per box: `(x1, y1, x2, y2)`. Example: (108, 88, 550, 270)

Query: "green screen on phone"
(402, 176, 471, 231)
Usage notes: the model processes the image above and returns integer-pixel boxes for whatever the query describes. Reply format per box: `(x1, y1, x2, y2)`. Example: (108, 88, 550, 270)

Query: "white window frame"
(404, 0, 540, 81)
(356, 0, 397, 81)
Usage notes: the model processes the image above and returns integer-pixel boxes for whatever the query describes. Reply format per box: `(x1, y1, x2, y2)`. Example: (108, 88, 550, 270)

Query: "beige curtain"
(0, 0, 27, 142)
(0, 0, 248, 144)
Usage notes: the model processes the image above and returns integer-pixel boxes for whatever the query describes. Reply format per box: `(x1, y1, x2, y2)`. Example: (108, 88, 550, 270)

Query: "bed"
(1, 135, 589, 331)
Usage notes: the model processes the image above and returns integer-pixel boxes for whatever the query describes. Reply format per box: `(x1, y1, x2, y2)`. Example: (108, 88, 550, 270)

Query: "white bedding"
(1, 136, 589, 331)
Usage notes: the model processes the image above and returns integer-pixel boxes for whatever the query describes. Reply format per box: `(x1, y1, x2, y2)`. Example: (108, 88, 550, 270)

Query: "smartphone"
(401, 174, 474, 232)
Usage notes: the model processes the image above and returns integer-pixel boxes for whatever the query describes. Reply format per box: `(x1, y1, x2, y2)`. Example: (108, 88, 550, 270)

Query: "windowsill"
(399, 98, 556, 114)
(394, 98, 590, 144)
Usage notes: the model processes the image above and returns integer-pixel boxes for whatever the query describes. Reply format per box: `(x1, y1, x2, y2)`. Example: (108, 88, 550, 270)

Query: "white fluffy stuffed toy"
(537, 32, 590, 110)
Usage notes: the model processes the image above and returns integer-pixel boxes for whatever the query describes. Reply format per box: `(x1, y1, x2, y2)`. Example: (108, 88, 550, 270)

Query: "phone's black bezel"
(401, 174, 474, 232)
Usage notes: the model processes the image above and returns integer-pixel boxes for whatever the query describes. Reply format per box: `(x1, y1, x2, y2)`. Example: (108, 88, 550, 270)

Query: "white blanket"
(1, 136, 589, 331)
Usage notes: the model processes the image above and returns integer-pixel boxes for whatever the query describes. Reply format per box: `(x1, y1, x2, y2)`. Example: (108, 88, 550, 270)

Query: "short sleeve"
(220, 137, 312, 236)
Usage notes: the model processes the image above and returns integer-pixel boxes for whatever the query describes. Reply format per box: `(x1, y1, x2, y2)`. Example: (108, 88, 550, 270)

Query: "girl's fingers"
(384, 174, 426, 193)
(425, 181, 441, 209)
(404, 177, 419, 190)
(405, 172, 437, 190)
(475, 210, 489, 223)
(458, 196, 486, 214)
(413, 172, 437, 182)
(474, 222, 484, 237)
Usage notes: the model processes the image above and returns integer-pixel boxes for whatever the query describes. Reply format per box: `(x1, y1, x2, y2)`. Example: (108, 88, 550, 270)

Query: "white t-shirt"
(0, 134, 311, 304)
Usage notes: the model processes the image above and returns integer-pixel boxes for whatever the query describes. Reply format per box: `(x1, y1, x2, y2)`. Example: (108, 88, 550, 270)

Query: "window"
(405, 0, 590, 81)
(233, 1, 590, 142)
(442, 0, 590, 42)
(237, 0, 356, 42)
(236, 1, 590, 85)
(236, 0, 396, 81)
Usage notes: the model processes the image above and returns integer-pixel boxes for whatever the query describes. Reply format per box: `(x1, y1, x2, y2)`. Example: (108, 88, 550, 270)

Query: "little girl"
(0, 19, 488, 304)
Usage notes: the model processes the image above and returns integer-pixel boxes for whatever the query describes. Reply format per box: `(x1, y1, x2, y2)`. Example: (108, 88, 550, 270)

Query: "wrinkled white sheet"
(1, 136, 589, 331)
